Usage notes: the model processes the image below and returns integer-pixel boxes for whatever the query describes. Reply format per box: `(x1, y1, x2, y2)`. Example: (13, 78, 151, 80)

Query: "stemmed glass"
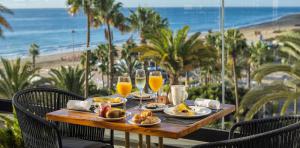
(135, 69, 146, 109)
(149, 71, 163, 102)
(116, 75, 132, 110)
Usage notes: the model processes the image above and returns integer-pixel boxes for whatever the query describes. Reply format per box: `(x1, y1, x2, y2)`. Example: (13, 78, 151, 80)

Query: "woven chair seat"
(62, 137, 112, 148)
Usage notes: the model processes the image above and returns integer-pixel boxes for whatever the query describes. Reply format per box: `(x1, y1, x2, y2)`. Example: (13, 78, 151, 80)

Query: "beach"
(240, 13, 300, 42)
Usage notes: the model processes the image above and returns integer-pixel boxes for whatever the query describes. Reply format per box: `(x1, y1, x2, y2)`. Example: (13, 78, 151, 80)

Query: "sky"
(1, 0, 300, 8)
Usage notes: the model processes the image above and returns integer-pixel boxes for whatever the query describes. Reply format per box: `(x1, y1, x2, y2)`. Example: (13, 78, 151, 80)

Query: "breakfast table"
(46, 98, 235, 148)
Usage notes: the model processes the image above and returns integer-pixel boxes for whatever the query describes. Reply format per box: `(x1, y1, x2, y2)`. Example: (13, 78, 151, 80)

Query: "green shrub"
(0, 113, 23, 148)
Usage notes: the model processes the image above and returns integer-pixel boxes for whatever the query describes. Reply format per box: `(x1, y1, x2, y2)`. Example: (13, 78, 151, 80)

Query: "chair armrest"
(229, 115, 300, 139)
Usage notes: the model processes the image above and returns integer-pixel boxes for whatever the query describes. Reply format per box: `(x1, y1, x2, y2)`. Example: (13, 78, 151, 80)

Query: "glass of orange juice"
(116, 75, 132, 110)
(149, 71, 163, 102)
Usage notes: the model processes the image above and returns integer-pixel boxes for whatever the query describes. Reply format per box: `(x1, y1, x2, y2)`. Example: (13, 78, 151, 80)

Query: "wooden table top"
(46, 104, 235, 139)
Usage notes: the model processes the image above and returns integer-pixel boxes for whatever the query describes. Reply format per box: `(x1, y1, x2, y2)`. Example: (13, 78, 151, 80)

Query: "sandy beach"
(9, 13, 300, 78)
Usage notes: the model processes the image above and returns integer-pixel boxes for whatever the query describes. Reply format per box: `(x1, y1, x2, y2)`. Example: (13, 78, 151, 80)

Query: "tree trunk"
(140, 33, 146, 44)
(170, 73, 179, 85)
(185, 72, 190, 87)
(247, 65, 251, 89)
(84, 50, 90, 98)
(144, 61, 149, 93)
(86, 9, 91, 48)
(32, 56, 35, 70)
(102, 72, 104, 88)
(232, 56, 239, 122)
(107, 23, 114, 90)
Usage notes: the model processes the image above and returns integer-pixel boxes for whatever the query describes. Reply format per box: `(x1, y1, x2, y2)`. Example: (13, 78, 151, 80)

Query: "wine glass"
(135, 69, 146, 109)
(116, 75, 132, 110)
(149, 71, 163, 102)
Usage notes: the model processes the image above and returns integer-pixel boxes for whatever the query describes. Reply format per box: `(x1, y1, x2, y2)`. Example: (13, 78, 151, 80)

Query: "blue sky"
(2, 0, 300, 8)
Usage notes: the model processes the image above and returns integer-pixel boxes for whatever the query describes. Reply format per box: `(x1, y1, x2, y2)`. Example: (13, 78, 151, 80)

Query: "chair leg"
(158, 137, 163, 148)
(138, 134, 143, 148)
(110, 129, 114, 146)
(146, 135, 151, 148)
(125, 132, 130, 148)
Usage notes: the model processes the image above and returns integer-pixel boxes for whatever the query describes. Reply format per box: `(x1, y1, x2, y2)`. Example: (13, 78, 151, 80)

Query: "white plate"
(131, 92, 153, 100)
(128, 118, 161, 127)
(97, 116, 126, 121)
(163, 106, 212, 118)
(88, 97, 127, 106)
(141, 103, 168, 112)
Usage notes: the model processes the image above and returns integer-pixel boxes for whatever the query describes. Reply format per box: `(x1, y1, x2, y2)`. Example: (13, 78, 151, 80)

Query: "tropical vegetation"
(28, 43, 40, 70)
(134, 26, 216, 85)
(238, 30, 300, 120)
(128, 7, 169, 43)
(48, 66, 85, 95)
(0, 113, 23, 148)
(0, 58, 39, 98)
(92, 0, 130, 89)
(67, 0, 93, 48)
(0, 4, 13, 37)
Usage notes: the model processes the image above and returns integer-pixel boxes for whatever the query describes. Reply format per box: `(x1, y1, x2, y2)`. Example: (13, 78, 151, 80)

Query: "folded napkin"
(194, 98, 221, 110)
(67, 100, 92, 111)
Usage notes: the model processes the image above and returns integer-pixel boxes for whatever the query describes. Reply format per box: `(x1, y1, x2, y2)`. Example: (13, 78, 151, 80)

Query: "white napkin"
(67, 100, 92, 111)
(194, 98, 221, 110)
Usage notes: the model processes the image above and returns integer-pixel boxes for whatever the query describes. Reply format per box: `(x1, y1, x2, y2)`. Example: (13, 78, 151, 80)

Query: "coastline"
(3, 13, 300, 76)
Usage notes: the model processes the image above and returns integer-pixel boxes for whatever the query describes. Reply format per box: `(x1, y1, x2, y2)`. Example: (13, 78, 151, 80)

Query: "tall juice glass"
(135, 69, 146, 109)
(149, 71, 163, 102)
(116, 75, 132, 110)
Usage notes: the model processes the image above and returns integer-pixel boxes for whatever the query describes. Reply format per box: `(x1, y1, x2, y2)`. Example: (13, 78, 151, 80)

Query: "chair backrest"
(13, 95, 62, 148)
(230, 115, 300, 138)
(12, 87, 106, 143)
(13, 87, 84, 118)
(193, 120, 300, 148)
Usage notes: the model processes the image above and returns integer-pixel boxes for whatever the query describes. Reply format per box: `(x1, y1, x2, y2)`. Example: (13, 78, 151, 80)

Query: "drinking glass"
(135, 69, 146, 109)
(149, 71, 163, 102)
(116, 75, 132, 110)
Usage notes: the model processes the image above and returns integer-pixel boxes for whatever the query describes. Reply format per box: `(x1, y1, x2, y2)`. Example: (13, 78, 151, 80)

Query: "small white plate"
(164, 106, 212, 118)
(141, 103, 168, 112)
(128, 118, 161, 127)
(97, 116, 126, 121)
(88, 97, 127, 106)
(131, 92, 153, 101)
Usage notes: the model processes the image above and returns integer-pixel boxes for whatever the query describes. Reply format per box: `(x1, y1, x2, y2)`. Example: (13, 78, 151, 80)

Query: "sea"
(1, 7, 300, 58)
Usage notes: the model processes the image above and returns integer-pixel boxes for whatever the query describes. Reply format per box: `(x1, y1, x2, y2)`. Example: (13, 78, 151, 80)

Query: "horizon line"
(8, 6, 300, 9)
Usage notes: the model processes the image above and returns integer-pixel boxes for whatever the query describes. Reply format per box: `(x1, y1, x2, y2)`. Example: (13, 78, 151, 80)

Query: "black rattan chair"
(13, 87, 114, 148)
(193, 116, 300, 148)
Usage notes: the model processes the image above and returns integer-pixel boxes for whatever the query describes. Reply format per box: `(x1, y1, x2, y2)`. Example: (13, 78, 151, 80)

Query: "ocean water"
(1, 7, 300, 58)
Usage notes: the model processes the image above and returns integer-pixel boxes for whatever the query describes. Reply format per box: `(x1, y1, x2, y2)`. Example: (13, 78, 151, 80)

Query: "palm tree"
(238, 62, 300, 120)
(134, 26, 216, 85)
(48, 66, 85, 95)
(28, 43, 40, 70)
(246, 41, 274, 88)
(67, 0, 93, 48)
(0, 58, 38, 98)
(0, 4, 13, 37)
(223, 29, 247, 113)
(238, 30, 300, 120)
(275, 30, 300, 63)
(94, 44, 109, 87)
(93, 0, 129, 89)
(120, 39, 139, 81)
(128, 7, 169, 44)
